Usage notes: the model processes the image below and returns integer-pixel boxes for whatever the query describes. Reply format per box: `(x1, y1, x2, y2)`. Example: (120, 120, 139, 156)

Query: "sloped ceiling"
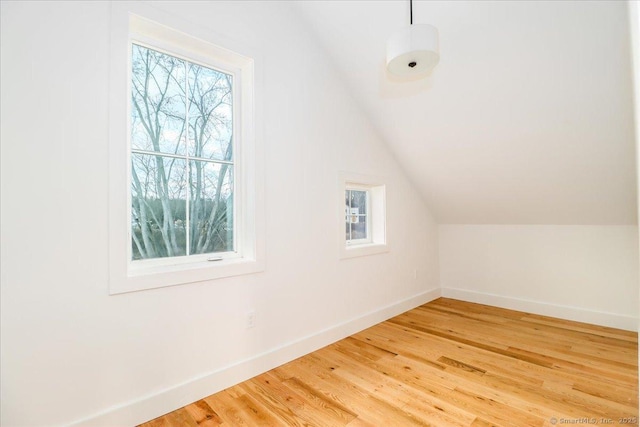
(294, 0, 637, 224)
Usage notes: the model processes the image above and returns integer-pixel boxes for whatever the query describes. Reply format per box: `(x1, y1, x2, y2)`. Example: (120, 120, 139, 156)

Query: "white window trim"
(339, 172, 388, 259)
(109, 3, 264, 294)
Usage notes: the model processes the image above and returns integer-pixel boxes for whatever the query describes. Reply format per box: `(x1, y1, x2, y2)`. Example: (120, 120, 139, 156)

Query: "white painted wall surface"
(296, 1, 637, 225)
(627, 0, 640, 410)
(0, 2, 439, 426)
(439, 225, 639, 330)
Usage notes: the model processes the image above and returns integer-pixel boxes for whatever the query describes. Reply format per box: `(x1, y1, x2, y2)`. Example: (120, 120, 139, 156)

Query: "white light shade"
(386, 24, 439, 76)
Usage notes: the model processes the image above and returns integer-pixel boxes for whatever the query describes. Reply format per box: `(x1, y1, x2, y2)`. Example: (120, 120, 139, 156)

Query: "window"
(109, 5, 264, 294)
(339, 173, 388, 259)
(345, 188, 370, 245)
(130, 43, 235, 262)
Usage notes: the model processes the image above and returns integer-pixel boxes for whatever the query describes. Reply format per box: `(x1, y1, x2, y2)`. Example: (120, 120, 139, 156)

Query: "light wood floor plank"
(183, 400, 223, 426)
(140, 298, 638, 426)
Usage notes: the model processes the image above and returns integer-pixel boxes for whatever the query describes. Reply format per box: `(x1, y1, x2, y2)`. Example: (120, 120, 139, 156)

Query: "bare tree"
(130, 44, 233, 260)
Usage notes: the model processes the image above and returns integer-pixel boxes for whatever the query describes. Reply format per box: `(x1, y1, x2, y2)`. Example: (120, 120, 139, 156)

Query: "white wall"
(297, 1, 637, 226)
(628, 0, 640, 411)
(439, 225, 639, 330)
(0, 2, 439, 426)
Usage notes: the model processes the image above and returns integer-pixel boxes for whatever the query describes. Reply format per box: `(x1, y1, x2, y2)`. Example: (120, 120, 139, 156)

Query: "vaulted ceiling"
(294, 0, 637, 224)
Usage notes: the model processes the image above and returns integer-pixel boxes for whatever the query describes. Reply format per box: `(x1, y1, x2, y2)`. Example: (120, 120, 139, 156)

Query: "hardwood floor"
(140, 298, 638, 426)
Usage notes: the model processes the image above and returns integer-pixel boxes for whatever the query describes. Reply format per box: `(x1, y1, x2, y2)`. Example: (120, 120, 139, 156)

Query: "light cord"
(410, 0, 413, 25)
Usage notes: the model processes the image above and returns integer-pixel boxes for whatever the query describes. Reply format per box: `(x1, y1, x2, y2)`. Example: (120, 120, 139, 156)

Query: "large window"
(130, 44, 235, 261)
(109, 6, 263, 294)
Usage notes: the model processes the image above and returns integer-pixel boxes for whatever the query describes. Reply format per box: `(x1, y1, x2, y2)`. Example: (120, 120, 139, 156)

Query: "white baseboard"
(69, 288, 441, 427)
(441, 287, 638, 332)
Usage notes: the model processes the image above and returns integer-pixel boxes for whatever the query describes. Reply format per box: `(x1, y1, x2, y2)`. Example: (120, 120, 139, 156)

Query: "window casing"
(109, 5, 264, 294)
(129, 42, 239, 266)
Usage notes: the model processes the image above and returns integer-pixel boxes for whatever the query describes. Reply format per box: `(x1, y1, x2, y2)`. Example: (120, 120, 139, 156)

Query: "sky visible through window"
(130, 44, 235, 260)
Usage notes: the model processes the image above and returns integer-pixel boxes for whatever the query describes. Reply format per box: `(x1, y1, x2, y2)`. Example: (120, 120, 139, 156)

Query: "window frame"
(339, 172, 388, 260)
(109, 4, 264, 294)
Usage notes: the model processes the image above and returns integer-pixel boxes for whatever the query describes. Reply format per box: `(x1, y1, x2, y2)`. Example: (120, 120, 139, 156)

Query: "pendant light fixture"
(386, 0, 439, 77)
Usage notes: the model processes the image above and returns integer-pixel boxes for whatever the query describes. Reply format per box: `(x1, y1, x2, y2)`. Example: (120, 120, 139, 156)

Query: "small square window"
(339, 173, 388, 259)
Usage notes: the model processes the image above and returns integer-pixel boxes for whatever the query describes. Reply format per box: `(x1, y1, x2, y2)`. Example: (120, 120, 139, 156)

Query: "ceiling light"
(386, 0, 440, 77)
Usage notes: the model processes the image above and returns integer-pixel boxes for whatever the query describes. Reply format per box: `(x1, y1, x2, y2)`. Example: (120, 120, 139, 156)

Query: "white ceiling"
(294, 0, 637, 224)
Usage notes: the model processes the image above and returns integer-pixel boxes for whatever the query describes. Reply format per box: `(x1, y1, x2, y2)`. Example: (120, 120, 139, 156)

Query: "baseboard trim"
(69, 288, 441, 427)
(440, 287, 638, 331)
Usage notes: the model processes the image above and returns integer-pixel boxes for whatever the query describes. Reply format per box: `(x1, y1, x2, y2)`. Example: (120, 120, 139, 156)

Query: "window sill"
(340, 242, 389, 260)
(110, 257, 264, 295)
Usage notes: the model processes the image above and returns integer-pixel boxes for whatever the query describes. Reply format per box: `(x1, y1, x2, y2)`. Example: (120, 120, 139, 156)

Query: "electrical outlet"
(414, 269, 418, 280)
(246, 310, 256, 329)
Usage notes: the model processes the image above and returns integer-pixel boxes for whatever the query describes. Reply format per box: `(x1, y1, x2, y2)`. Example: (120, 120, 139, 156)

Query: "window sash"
(345, 188, 371, 245)
(128, 41, 240, 264)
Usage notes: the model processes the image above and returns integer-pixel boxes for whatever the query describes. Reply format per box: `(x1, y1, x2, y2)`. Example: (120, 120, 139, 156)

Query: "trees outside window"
(130, 44, 235, 261)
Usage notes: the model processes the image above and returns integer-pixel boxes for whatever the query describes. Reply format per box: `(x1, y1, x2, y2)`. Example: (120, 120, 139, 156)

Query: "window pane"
(350, 214, 367, 240)
(188, 62, 233, 161)
(189, 161, 234, 254)
(350, 190, 367, 214)
(131, 154, 187, 260)
(131, 44, 186, 155)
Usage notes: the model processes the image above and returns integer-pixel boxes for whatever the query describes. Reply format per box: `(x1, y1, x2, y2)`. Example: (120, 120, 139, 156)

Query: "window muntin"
(345, 189, 371, 245)
(130, 43, 236, 263)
